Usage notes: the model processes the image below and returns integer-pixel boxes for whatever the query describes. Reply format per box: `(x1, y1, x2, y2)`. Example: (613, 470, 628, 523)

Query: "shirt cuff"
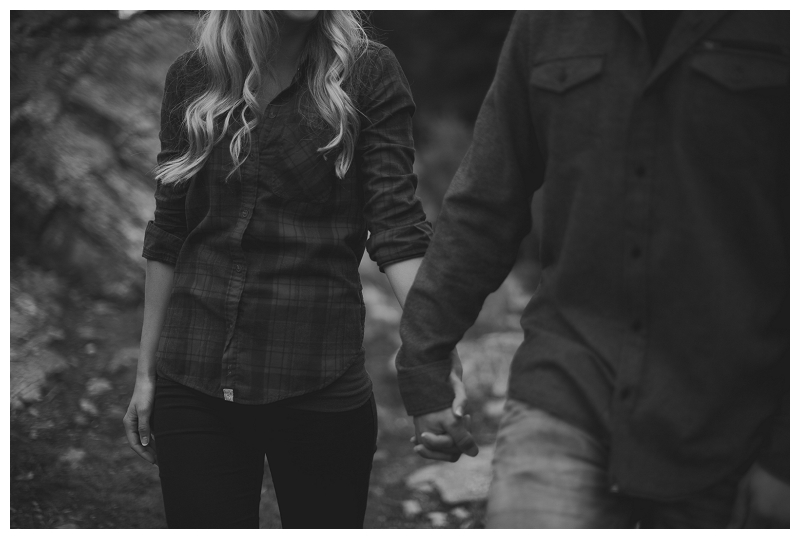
(396, 347, 455, 416)
(142, 220, 184, 266)
(367, 221, 432, 272)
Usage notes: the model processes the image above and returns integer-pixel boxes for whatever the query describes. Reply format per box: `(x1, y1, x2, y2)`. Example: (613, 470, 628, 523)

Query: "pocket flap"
(691, 51, 788, 91)
(529, 56, 605, 93)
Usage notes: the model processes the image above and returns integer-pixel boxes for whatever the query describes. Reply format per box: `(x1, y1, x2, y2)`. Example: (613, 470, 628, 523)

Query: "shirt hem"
(155, 348, 366, 405)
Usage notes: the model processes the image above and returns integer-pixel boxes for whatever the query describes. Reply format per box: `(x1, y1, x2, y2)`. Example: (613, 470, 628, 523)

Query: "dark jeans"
(152, 376, 378, 529)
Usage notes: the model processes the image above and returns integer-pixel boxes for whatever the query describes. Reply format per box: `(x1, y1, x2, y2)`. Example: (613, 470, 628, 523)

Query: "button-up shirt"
(143, 44, 431, 404)
(396, 11, 788, 499)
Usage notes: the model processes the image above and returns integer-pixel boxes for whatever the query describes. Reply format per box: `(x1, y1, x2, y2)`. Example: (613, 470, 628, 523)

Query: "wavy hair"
(155, 10, 369, 184)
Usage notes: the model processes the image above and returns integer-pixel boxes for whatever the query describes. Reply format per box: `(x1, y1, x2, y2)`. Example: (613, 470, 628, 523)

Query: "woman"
(123, 10, 437, 528)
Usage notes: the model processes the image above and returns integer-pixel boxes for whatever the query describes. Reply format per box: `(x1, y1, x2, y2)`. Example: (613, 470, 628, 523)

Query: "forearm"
(137, 260, 175, 381)
(396, 12, 539, 416)
(383, 257, 423, 309)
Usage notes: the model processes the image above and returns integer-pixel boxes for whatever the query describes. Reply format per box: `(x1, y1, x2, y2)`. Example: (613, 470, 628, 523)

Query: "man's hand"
(728, 463, 789, 528)
(411, 351, 479, 462)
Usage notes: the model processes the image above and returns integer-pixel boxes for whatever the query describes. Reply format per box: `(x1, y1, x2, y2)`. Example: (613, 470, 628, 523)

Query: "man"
(396, 11, 788, 528)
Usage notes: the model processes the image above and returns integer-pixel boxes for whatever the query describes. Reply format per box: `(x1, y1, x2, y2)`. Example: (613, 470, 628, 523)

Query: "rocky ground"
(10, 257, 534, 529)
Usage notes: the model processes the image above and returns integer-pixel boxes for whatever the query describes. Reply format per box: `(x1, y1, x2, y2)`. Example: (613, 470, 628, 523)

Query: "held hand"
(411, 350, 478, 462)
(122, 377, 158, 466)
(728, 463, 789, 528)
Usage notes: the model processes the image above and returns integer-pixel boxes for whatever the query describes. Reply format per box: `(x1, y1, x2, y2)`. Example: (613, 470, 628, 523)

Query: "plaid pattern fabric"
(143, 45, 431, 404)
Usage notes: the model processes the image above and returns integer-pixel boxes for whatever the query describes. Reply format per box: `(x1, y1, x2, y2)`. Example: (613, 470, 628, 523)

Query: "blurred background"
(10, 10, 540, 529)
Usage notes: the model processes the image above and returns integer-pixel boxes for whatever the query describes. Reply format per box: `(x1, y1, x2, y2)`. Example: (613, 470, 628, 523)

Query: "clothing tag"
(223, 388, 234, 402)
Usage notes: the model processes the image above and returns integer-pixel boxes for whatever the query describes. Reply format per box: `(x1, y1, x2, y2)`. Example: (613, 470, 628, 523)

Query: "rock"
(457, 331, 523, 400)
(84, 343, 97, 356)
(10, 347, 69, 409)
(76, 325, 101, 341)
(414, 482, 435, 494)
(91, 301, 117, 316)
(74, 413, 89, 427)
(106, 405, 126, 419)
(12, 12, 197, 301)
(482, 398, 506, 419)
(406, 445, 495, 504)
(107, 346, 139, 373)
(15, 471, 35, 481)
(59, 447, 86, 468)
(79, 398, 98, 416)
(402, 499, 422, 518)
(450, 507, 470, 520)
(46, 327, 66, 341)
(85, 377, 113, 396)
(474, 273, 534, 331)
(426, 511, 448, 527)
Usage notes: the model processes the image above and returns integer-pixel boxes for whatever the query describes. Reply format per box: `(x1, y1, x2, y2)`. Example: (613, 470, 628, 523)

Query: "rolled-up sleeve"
(357, 46, 432, 271)
(142, 54, 191, 266)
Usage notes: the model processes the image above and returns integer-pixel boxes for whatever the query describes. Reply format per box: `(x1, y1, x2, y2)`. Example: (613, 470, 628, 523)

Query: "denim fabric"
(152, 376, 378, 528)
(486, 400, 746, 528)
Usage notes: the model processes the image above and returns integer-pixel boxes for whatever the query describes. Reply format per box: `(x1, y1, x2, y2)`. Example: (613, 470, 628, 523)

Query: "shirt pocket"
(264, 120, 337, 204)
(527, 55, 606, 154)
(529, 55, 605, 94)
(690, 41, 788, 92)
(684, 41, 788, 188)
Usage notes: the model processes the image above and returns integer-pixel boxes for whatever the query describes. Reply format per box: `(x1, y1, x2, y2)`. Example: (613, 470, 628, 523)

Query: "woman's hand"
(122, 376, 158, 466)
(411, 349, 479, 462)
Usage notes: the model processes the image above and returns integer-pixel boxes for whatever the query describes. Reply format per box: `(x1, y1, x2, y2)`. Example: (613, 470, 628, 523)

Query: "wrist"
(135, 370, 156, 385)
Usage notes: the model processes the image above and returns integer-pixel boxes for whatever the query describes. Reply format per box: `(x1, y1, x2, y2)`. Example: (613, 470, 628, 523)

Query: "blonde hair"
(155, 10, 369, 184)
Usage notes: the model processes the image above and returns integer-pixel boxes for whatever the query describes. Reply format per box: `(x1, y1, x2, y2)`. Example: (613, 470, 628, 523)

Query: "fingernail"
(141, 437, 148, 446)
(420, 432, 428, 439)
(454, 406, 464, 418)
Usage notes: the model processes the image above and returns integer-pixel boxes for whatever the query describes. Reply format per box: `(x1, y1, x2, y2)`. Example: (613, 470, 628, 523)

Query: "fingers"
(450, 372, 468, 418)
(413, 444, 461, 462)
(444, 419, 479, 457)
(138, 411, 151, 447)
(419, 432, 457, 450)
(122, 406, 157, 465)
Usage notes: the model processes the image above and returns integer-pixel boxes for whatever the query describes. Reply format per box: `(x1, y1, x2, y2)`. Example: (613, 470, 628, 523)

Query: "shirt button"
(631, 320, 642, 332)
(631, 246, 642, 258)
(610, 484, 620, 493)
(635, 165, 647, 177)
(268, 111, 276, 119)
(239, 209, 249, 218)
(235, 264, 242, 273)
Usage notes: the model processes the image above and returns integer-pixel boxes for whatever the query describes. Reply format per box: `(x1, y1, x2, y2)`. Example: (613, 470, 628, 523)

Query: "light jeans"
(486, 399, 743, 528)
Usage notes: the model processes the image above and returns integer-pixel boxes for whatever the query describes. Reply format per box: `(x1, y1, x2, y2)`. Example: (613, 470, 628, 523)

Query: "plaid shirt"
(143, 44, 431, 404)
